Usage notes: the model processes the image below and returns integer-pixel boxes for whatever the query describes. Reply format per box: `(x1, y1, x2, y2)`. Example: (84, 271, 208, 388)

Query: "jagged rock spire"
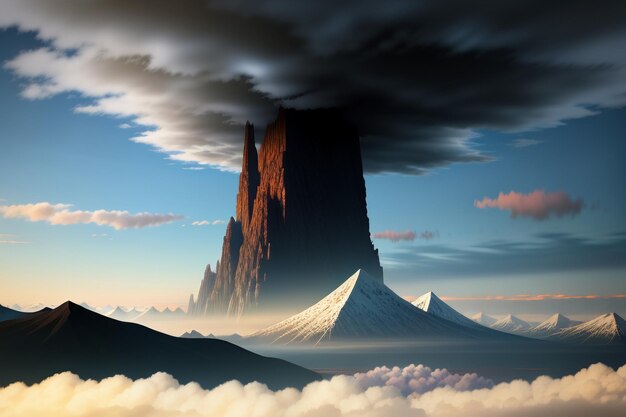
(235, 122, 260, 232)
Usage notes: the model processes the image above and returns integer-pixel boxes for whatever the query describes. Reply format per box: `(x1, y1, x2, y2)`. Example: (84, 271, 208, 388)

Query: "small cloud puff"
(475, 190, 583, 220)
(192, 220, 226, 226)
(373, 230, 437, 242)
(1, 363, 624, 417)
(0, 202, 183, 230)
(372, 230, 417, 242)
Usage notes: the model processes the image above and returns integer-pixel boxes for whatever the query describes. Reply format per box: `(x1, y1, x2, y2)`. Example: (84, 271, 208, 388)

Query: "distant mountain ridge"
(491, 315, 532, 334)
(527, 313, 581, 338)
(0, 301, 319, 389)
(472, 312, 497, 327)
(251, 270, 511, 344)
(551, 313, 626, 344)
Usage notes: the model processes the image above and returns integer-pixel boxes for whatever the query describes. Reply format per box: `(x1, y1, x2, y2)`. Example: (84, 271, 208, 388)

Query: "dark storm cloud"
(1, 0, 626, 173)
(382, 232, 626, 278)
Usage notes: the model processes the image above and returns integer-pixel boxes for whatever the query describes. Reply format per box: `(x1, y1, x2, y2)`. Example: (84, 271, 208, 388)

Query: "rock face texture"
(191, 108, 382, 316)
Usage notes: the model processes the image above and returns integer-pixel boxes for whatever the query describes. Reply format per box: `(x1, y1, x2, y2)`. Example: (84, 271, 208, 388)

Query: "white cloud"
(354, 364, 492, 396)
(119, 123, 133, 129)
(192, 220, 226, 226)
(0, 202, 183, 230)
(0, 363, 623, 417)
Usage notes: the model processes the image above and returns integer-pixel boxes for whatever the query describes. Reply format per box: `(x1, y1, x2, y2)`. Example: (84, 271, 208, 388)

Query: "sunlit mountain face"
(1, 2, 625, 417)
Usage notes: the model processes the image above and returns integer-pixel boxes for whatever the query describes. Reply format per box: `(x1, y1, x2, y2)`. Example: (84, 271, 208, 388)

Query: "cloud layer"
(0, 363, 624, 417)
(1, 0, 626, 173)
(475, 190, 584, 220)
(0, 202, 182, 230)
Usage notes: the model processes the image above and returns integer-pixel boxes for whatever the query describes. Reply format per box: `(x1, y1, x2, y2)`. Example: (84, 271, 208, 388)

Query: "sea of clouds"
(0, 363, 625, 417)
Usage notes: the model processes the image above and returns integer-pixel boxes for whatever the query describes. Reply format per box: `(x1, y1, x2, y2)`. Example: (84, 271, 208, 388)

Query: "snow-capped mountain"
(412, 292, 485, 329)
(527, 313, 581, 338)
(551, 313, 626, 344)
(0, 304, 27, 322)
(106, 306, 142, 321)
(14, 303, 50, 312)
(491, 315, 532, 334)
(250, 269, 493, 344)
(472, 312, 497, 327)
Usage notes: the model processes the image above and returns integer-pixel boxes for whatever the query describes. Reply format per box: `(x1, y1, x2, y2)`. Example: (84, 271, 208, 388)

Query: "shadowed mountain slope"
(0, 302, 319, 389)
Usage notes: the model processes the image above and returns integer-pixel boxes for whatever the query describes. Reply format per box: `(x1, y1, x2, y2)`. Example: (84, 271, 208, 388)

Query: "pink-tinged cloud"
(439, 294, 626, 302)
(0, 202, 183, 230)
(372, 230, 416, 242)
(474, 190, 583, 220)
(372, 230, 438, 242)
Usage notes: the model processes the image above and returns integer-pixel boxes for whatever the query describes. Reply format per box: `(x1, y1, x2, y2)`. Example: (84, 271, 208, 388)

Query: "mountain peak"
(411, 291, 485, 330)
(251, 269, 486, 344)
(491, 314, 531, 334)
(552, 312, 626, 344)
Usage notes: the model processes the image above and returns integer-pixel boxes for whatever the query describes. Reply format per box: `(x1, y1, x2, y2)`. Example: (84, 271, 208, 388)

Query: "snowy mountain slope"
(551, 313, 626, 344)
(250, 269, 498, 344)
(491, 315, 532, 334)
(412, 292, 485, 329)
(472, 312, 497, 327)
(526, 313, 581, 338)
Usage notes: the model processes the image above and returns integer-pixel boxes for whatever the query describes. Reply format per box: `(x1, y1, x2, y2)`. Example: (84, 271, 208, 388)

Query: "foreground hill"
(0, 302, 318, 389)
(551, 313, 626, 345)
(0, 305, 28, 322)
(250, 270, 514, 344)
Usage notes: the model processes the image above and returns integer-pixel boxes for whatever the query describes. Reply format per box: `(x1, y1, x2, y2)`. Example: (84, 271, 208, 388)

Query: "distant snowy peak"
(251, 269, 488, 344)
(528, 313, 581, 337)
(471, 312, 497, 327)
(106, 306, 142, 321)
(491, 315, 531, 334)
(552, 313, 626, 344)
(412, 292, 484, 329)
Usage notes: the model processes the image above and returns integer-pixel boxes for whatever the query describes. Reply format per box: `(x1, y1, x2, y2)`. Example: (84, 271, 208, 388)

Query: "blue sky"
(0, 19, 624, 318)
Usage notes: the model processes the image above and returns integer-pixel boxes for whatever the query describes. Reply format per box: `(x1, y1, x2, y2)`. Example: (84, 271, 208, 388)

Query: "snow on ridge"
(251, 269, 483, 344)
(552, 312, 626, 344)
(412, 291, 485, 329)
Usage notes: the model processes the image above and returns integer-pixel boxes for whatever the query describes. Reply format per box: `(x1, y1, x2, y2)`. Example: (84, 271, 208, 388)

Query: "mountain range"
(471, 312, 498, 327)
(491, 314, 533, 334)
(550, 313, 626, 344)
(0, 301, 318, 389)
(250, 270, 510, 344)
(527, 313, 582, 338)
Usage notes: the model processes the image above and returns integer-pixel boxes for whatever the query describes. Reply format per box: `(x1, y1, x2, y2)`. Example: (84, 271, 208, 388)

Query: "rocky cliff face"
(191, 108, 382, 316)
